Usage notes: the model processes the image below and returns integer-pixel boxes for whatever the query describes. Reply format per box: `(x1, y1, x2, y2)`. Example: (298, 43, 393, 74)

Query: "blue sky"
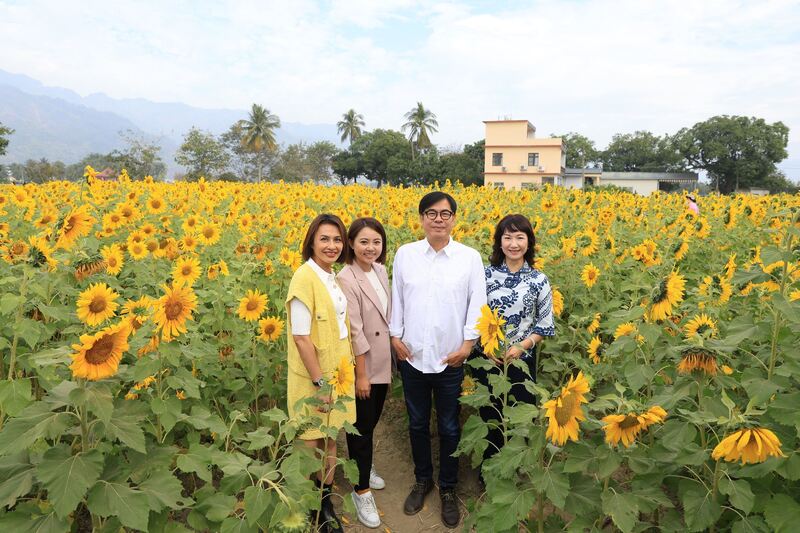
(1, 0, 799, 178)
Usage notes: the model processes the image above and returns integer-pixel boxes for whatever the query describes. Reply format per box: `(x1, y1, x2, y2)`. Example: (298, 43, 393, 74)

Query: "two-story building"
(483, 119, 698, 194)
(483, 120, 565, 190)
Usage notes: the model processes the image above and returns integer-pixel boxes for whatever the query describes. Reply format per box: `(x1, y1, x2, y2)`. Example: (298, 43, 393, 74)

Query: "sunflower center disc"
(89, 297, 107, 314)
(165, 300, 184, 320)
(85, 333, 117, 364)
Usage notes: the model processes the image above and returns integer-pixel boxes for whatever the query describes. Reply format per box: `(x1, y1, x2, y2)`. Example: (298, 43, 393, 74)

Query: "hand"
(441, 349, 469, 367)
(315, 391, 332, 413)
(504, 345, 525, 362)
(355, 375, 371, 400)
(392, 337, 413, 362)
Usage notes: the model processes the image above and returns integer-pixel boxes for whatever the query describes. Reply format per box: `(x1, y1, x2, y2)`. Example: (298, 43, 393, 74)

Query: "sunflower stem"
(768, 216, 795, 380)
(709, 461, 723, 533)
(697, 376, 707, 449)
(6, 271, 30, 380)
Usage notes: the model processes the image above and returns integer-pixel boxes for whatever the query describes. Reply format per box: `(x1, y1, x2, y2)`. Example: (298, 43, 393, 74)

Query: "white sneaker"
(351, 490, 381, 528)
(369, 465, 385, 490)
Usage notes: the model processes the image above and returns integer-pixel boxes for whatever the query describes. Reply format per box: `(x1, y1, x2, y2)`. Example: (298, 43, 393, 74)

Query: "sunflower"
(587, 313, 601, 334)
(263, 259, 275, 276)
(128, 241, 148, 260)
(461, 375, 476, 396)
(182, 215, 201, 234)
(650, 271, 686, 321)
(70, 321, 130, 380)
(207, 260, 230, 280)
(172, 256, 202, 286)
(552, 287, 564, 317)
(698, 274, 733, 305)
(476, 304, 506, 357)
(237, 289, 268, 321)
(677, 347, 718, 376)
(614, 322, 637, 340)
(577, 231, 599, 257)
(180, 234, 199, 251)
(101, 244, 124, 275)
(34, 208, 58, 229)
(672, 239, 689, 261)
(640, 405, 667, 429)
(601, 413, 644, 448)
(587, 335, 603, 364)
(581, 263, 600, 288)
(198, 223, 221, 246)
(724, 253, 737, 280)
(56, 204, 96, 249)
(684, 313, 718, 339)
(258, 316, 285, 342)
(152, 283, 198, 341)
(543, 371, 590, 446)
(146, 195, 166, 213)
(712, 427, 785, 464)
(76, 283, 120, 326)
(120, 296, 154, 330)
(329, 355, 355, 396)
(28, 235, 57, 270)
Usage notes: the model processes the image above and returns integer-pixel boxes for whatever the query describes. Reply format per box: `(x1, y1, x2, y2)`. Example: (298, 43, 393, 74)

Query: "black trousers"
(470, 354, 536, 464)
(346, 383, 389, 491)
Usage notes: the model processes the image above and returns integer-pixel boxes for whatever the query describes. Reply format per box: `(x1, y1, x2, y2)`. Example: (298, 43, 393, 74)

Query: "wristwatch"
(312, 378, 325, 388)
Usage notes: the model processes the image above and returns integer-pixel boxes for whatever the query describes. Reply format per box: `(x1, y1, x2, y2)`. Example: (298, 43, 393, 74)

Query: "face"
(420, 198, 456, 240)
(350, 226, 383, 267)
(312, 223, 344, 268)
(501, 230, 528, 262)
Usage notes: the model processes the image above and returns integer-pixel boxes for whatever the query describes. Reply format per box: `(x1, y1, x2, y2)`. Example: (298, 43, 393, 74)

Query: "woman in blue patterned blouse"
(471, 214, 555, 481)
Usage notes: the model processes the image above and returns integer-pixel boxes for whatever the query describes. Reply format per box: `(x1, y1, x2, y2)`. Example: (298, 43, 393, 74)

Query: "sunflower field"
(0, 172, 798, 532)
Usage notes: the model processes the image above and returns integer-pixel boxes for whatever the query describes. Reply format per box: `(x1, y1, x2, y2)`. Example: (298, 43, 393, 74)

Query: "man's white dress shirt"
(389, 238, 486, 373)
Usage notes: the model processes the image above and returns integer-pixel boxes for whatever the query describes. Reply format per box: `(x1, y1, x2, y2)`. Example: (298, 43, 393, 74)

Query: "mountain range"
(0, 69, 341, 174)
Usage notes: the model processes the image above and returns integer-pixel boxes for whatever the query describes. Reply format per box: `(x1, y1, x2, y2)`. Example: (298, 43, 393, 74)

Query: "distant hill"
(0, 69, 341, 173)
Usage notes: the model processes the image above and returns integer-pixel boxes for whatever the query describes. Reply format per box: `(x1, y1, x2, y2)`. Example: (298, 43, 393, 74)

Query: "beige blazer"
(337, 263, 392, 384)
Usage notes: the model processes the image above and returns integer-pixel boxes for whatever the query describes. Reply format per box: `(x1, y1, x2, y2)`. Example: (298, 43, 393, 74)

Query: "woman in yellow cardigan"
(286, 213, 355, 533)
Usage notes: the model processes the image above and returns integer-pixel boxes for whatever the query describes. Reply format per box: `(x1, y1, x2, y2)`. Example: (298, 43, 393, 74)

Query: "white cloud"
(1, 0, 798, 176)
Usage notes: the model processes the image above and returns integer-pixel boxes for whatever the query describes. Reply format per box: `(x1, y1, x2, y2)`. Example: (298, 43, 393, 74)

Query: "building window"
(528, 153, 539, 167)
(584, 177, 595, 187)
(542, 176, 554, 186)
(521, 182, 539, 190)
(493, 182, 505, 190)
(492, 153, 503, 166)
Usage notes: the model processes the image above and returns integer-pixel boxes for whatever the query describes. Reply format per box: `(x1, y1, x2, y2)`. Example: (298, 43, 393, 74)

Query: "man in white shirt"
(389, 191, 486, 529)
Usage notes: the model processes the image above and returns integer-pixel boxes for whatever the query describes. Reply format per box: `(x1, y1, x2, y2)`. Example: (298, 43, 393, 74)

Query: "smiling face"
(501, 230, 529, 263)
(350, 226, 383, 269)
(312, 223, 344, 270)
(421, 198, 456, 242)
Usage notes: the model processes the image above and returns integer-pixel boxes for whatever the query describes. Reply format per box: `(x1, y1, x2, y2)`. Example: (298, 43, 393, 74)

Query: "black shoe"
(403, 479, 434, 515)
(318, 485, 344, 533)
(440, 488, 460, 528)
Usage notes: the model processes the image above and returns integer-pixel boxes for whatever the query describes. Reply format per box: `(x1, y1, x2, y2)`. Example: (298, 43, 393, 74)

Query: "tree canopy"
(402, 102, 438, 158)
(337, 109, 365, 145)
(552, 132, 600, 169)
(673, 115, 789, 194)
(175, 127, 230, 181)
(600, 131, 684, 172)
(0, 122, 13, 156)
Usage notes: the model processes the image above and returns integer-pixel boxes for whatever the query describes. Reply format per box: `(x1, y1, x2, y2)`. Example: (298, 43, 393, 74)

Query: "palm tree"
(402, 102, 438, 159)
(240, 104, 280, 181)
(337, 109, 365, 145)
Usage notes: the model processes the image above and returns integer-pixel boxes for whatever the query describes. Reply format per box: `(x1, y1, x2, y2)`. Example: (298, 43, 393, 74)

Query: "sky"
(1, 0, 799, 178)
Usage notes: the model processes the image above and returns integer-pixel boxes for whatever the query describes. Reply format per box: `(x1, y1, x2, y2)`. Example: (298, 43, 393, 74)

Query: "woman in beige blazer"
(337, 217, 392, 529)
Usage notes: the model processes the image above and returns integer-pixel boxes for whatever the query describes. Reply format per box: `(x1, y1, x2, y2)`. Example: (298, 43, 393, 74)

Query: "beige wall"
(483, 120, 564, 190)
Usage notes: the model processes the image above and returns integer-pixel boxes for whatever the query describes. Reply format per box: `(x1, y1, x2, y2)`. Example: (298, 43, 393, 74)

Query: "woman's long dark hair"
(489, 214, 536, 267)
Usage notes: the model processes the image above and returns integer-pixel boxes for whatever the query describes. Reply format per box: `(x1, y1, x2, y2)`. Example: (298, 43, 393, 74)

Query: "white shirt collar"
(423, 237, 455, 257)
(307, 258, 335, 281)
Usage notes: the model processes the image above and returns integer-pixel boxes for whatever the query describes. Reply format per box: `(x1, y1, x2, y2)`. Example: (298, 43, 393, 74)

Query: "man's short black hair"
(418, 191, 457, 214)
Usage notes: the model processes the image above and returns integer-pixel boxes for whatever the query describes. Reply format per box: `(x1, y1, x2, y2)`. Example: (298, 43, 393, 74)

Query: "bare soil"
(333, 394, 482, 532)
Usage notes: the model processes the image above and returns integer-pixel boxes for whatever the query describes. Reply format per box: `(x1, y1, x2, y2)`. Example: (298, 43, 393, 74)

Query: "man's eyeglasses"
(423, 209, 454, 221)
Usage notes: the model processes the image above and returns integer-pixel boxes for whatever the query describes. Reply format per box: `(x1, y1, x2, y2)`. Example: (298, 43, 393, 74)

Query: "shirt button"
(375, 332, 380, 336)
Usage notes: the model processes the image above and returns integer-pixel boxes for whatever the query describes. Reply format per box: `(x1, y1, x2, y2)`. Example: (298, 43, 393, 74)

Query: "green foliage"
(0, 122, 12, 156)
(674, 115, 790, 194)
(175, 127, 230, 180)
(601, 130, 685, 172)
(552, 132, 600, 169)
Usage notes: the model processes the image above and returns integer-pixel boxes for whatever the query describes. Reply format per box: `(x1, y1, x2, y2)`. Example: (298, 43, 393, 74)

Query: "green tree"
(552, 132, 600, 169)
(337, 109, 365, 145)
(402, 102, 438, 159)
(673, 115, 789, 194)
(601, 131, 683, 172)
(239, 104, 280, 181)
(221, 123, 279, 182)
(108, 130, 166, 179)
(305, 141, 338, 182)
(331, 148, 363, 185)
(13, 158, 68, 183)
(0, 122, 13, 156)
(359, 129, 412, 186)
(175, 127, 230, 181)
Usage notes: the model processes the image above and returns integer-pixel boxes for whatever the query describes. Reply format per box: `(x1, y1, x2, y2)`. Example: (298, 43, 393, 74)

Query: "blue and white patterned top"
(485, 262, 555, 358)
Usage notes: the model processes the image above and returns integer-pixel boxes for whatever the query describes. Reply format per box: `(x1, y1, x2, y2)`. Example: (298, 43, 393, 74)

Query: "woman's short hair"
(347, 217, 388, 264)
(490, 214, 536, 267)
(301, 213, 349, 263)
(418, 191, 457, 214)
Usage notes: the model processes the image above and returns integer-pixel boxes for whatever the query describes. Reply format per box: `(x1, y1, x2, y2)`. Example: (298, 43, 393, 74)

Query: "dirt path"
(333, 394, 482, 532)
